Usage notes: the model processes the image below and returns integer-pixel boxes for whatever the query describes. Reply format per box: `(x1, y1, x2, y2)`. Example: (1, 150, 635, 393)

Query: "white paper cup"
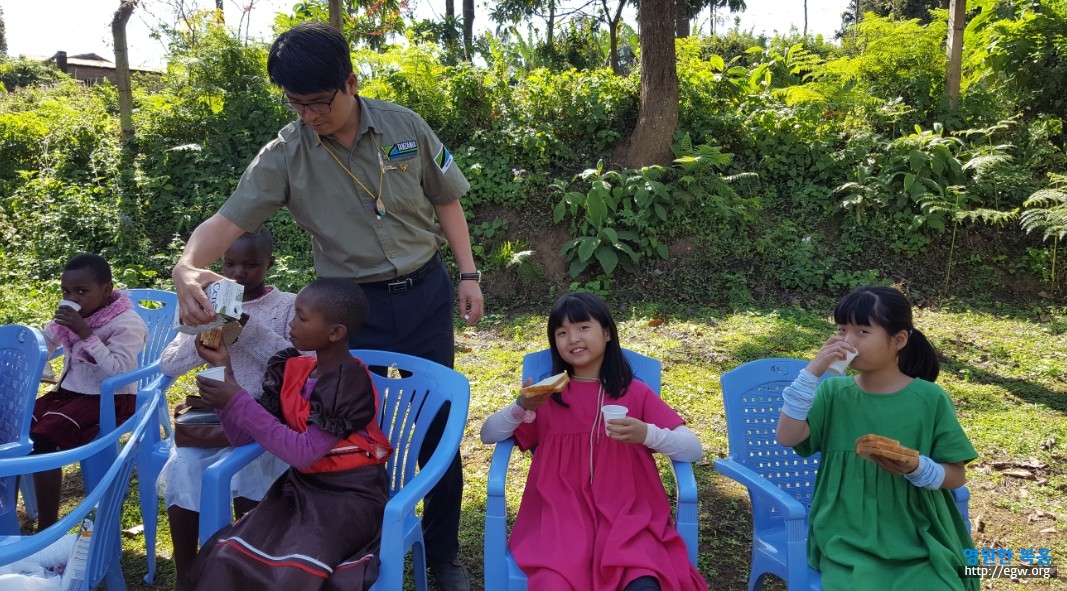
(601, 404, 628, 434)
(197, 366, 226, 382)
(827, 349, 858, 376)
(57, 299, 81, 312)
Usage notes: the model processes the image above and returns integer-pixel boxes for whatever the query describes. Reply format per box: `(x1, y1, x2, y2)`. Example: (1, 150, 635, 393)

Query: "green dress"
(795, 377, 979, 591)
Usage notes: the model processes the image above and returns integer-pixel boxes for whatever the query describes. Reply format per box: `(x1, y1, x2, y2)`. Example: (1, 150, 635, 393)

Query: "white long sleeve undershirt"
(480, 402, 703, 462)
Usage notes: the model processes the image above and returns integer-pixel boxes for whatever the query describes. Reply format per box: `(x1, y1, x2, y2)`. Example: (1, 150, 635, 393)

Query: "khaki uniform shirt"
(220, 97, 470, 282)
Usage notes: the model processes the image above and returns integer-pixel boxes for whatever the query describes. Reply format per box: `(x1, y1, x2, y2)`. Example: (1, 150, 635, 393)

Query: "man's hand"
(174, 262, 223, 326)
(458, 280, 484, 325)
(171, 213, 246, 326)
(606, 417, 648, 445)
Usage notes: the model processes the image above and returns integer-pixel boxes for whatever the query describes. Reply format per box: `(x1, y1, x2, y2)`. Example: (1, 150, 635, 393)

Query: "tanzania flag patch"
(386, 140, 418, 160)
(434, 145, 454, 174)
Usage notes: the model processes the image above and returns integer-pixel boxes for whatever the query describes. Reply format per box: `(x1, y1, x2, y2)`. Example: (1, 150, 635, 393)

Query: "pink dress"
(512, 380, 708, 591)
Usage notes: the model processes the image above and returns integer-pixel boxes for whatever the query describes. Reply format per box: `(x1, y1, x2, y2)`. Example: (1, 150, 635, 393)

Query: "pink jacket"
(43, 298, 147, 396)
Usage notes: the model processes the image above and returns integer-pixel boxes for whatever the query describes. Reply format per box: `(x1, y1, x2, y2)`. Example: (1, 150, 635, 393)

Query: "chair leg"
(412, 538, 428, 591)
(19, 476, 38, 521)
(140, 472, 161, 583)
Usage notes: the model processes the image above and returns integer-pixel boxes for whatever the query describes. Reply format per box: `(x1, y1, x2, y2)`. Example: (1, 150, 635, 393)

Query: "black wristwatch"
(459, 271, 482, 282)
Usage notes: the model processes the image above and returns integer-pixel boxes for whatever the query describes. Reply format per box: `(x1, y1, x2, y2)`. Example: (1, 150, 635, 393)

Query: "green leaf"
(909, 150, 928, 171)
(594, 246, 618, 276)
(578, 237, 597, 262)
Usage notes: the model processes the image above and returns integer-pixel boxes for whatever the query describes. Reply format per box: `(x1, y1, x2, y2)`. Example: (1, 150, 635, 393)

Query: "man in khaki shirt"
(172, 21, 480, 591)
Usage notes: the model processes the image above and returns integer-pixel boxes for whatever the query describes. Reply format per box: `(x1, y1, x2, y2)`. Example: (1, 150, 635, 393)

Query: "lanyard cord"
(589, 383, 605, 484)
(321, 137, 386, 219)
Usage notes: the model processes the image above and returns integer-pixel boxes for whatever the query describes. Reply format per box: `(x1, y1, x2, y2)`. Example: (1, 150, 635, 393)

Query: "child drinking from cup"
(776, 285, 978, 590)
(189, 278, 392, 590)
(31, 253, 148, 529)
(156, 228, 295, 590)
(480, 293, 707, 591)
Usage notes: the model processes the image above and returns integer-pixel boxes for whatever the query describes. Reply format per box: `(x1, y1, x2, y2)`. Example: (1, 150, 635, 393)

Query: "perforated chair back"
(721, 358, 820, 522)
(0, 325, 48, 534)
(126, 288, 179, 389)
(522, 348, 661, 394)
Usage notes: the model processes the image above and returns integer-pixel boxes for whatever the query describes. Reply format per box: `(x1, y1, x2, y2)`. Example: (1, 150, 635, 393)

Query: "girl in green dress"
(776, 286, 978, 591)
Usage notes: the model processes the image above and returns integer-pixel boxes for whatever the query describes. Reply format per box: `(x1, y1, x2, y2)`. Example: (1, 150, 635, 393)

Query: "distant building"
(46, 51, 159, 86)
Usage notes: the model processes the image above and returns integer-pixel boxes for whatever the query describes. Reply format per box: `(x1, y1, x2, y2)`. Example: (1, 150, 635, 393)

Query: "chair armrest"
(669, 459, 699, 567)
(0, 441, 31, 458)
(713, 458, 808, 521)
(99, 361, 162, 433)
(199, 442, 265, 545)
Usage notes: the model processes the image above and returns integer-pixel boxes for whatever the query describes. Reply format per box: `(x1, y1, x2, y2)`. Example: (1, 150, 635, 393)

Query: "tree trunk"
(614, 0, 678, 167)
(546, 1, 556, 54)
(600, 0, 626, 75)
(804, 0, 808, 35)
(946, 0, 965, 110)
(329, 0, 343, 32)
(112, 0, 136, 141)
(675, 0, 690, 37)
(215, 0, 225, 23)
(463, 0, 474, 61)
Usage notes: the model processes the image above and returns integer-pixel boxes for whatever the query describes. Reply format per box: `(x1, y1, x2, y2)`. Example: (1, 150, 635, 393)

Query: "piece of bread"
(520, 371, 570, 397)
(198, 327, 223, 349)
(855, 433, 919, 463)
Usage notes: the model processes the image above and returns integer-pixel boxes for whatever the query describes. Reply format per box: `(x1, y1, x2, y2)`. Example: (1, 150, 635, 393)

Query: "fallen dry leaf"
(1041, 437, 1056, 451)
(1040, 527, 1057, 534)
(1002, 469, 1036, 479)
(647, 318, 664, 327)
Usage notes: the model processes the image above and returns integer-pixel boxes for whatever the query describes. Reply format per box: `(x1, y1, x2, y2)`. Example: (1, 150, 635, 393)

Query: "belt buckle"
(387, 278, 413, 293)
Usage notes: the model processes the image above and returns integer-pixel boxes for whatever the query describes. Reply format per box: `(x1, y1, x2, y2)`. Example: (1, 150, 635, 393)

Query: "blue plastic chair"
(0, 387, 161, 591)
(484, 348, 699, 590)
(198, 349, 471, 591)
(0, 325, 49, 535)
(713, 358, 971, 591)
(21, 289, 178, 522)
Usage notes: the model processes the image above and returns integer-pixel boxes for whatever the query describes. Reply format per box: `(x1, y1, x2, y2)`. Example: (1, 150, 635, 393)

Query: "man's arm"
(172, 214, 246, 326)
(434, 200, 484, 325)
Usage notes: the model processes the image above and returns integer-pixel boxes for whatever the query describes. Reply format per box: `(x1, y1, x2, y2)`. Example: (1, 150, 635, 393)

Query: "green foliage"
(553, 161, 672, 277)
(1021, 173, 1067, 243)
(965, 0, 1067, 117)
(0, 56, 64, 90)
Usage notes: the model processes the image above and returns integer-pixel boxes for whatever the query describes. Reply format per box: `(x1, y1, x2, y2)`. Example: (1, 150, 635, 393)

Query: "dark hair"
(64, 253, 112, 284)
(547, 292, 633, 403)
(233, 227, 274, 255)
(833, 285, 940, 382)
(302, 278, 368, 335)
(267, 22, 352, 94)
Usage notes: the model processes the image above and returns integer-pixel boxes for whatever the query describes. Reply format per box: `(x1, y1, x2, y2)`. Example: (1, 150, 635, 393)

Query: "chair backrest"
(0, 325, 48, 451)
(0, 390, 158, 590)
(125, 289, 179, 387)
(720, 358, 820, 524)
(522, 348, 662, 394)
(351, 350, 471, 497)
(0, 325, 49, 531)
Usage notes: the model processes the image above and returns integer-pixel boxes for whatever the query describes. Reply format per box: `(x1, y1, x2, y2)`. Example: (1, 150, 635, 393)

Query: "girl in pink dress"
(481, 293, 708, 591)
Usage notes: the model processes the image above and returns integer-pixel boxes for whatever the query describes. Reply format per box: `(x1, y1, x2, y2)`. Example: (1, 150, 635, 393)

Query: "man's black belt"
(359, 252, 441, 293)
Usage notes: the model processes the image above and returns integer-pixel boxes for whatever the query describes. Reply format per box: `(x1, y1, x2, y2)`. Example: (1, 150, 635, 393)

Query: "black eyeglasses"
(283, 89, 340, 115)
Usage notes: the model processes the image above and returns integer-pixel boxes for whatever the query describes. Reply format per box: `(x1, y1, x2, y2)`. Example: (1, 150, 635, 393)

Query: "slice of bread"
(198, 327, 223, 349)
(520, 371, 570, 397)
(855, 433, 919, 463)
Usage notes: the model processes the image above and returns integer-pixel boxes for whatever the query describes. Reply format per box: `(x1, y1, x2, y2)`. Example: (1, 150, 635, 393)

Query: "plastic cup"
(58, 299, 81, 312)
(197, 366, 226, 382)
(601, 404, 628, 434)
(827, 349, 858, 376)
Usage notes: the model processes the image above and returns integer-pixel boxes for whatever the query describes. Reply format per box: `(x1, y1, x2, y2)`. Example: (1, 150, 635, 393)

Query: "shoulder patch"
(385, 140, 418, 160)
(434, 145, 454, 174)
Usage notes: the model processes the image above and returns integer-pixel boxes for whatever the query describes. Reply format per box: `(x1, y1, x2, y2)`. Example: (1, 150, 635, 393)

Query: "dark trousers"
(349, 258, 463, 565)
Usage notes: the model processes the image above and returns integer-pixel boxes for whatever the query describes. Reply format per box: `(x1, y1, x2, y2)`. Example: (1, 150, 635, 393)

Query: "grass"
(23, 302, 1067, 590)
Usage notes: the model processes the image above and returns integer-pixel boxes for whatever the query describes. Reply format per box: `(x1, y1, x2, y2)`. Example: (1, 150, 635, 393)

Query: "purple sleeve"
(219, 391, 341, 469)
